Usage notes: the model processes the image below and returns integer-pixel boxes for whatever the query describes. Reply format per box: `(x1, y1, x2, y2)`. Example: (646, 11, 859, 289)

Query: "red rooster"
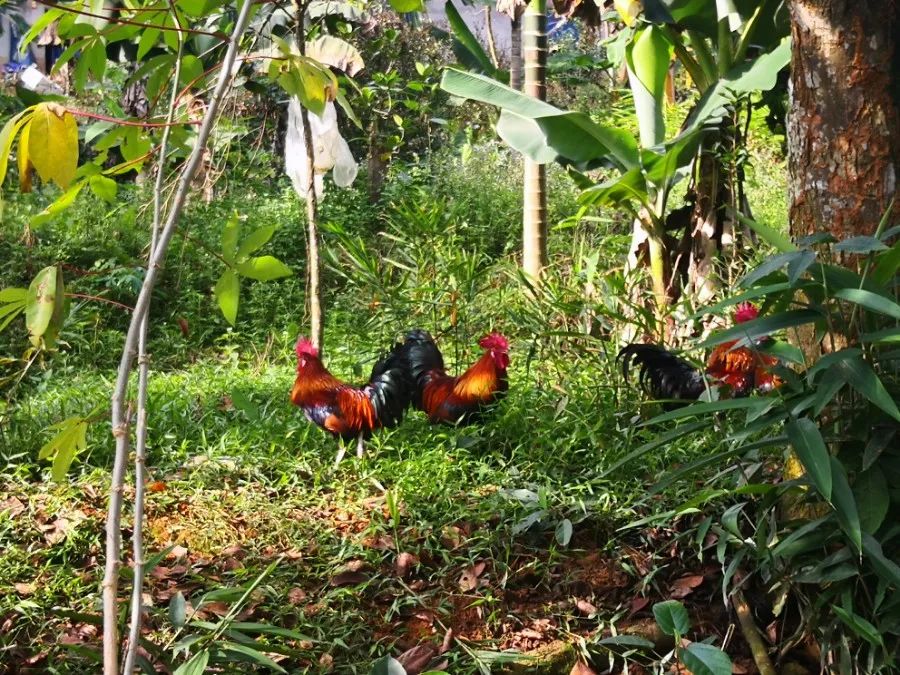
(290, 338, 412, 466)
(618, 303, 781, 405)
(399, 330, 510, 424)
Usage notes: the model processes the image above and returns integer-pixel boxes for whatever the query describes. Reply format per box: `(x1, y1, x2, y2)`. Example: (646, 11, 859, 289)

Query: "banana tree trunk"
(509, 6, 524, 90)
(522, 0, 548, 282)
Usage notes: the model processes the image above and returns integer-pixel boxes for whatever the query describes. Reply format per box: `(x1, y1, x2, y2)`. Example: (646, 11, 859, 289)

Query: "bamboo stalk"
(102, 4, 254, 673)
(733, 590, 776, 675)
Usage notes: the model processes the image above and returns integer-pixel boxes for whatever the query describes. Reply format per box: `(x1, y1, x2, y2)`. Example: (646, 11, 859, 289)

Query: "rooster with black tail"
(291, 338, 412, 466)
(618, 303, 781, 406)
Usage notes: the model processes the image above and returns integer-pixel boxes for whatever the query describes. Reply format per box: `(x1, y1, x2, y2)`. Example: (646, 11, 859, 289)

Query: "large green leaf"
(235, 256, 293, 281)
(830, 457, 861, 552)
(237, 225, 278, 260)
(835, 357, 900, 422)
(441, 69, 639, 171)
(25, 265, 65, 348)
(370, 655, 406, 675)
(682, 37, 790, 135)
(785, 417, 832, 500)
(679, 643, 733, 675)
(173, 651, 209, 675)
(221, 215, 240, 265)
(653, 600, 690, 636)
(387, 0, 423, 11)
(214, 270, 240, 325)
(626, 25, 673, 146)
(446, 0, 496, 76)
(578, 167, 649, 212)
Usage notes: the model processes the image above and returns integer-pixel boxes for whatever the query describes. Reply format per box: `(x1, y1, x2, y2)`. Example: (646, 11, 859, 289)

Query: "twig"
(66, 108, 199, 128)
(32, 0, 227, 39)
(295, 1, 323, 350)
(733, 589, 776, 675)
(102, 3, 255, 673)
(121, 3, 185, 671)
(65, 293, 134, 312)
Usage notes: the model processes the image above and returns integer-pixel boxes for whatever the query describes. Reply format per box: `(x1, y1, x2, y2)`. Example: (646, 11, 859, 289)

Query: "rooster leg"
(334, 439, 348, 469)
(355, 433, 365, 459)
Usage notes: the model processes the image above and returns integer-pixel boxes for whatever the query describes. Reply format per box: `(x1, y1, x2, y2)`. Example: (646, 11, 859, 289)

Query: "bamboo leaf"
(219, 642, 287, 673)
(173, 651, 209, 675)
(835, 357, 900, 422)
(829, 457, 861, 552)
(785, 417, 832, 500)
(834, 288, 900, 320)
(698, 310, 821, 349)
(854, 469, 889, 535)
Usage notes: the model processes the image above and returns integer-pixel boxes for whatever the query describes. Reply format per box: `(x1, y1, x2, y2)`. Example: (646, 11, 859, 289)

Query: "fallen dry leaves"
(458, 561, 487, 592)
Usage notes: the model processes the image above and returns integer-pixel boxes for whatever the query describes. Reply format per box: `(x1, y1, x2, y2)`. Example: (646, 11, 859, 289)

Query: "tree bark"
(522, 0, 548, 282)
(788, 0, 900, 242)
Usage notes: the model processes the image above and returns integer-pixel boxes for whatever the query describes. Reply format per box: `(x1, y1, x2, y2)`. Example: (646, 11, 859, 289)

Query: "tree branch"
(102, 3, 255, 673)
(121, 3, 185, 670)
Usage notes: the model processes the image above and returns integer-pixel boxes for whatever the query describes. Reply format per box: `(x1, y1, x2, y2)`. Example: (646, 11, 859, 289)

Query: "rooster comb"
(479, 332, 510, 351)
(295, 337, 318, 358)
(734, 302, 759, 324)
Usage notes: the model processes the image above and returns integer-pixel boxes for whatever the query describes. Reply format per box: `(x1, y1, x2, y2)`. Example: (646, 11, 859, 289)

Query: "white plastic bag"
(284, 98, 358, 200)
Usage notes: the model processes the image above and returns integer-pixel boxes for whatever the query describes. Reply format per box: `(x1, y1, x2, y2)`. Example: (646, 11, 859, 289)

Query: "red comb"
(478, 332, 509, 351)
(296, 337, 318, 358)
(734, 302, 758, 324)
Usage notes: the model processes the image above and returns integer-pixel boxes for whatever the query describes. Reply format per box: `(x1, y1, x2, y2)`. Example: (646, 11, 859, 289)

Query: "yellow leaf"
(18, 123, 32, 193)
(615, 0, 642, 26)
(0, 108, 33, 192)
(27, 103, 79, 189)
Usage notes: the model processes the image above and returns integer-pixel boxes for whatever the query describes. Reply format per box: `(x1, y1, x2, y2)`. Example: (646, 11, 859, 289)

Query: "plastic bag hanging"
(284, 98, 358, 200)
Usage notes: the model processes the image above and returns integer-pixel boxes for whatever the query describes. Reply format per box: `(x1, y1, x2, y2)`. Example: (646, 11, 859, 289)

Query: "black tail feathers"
(395, 329, 445, 407)
(617, 344, 706, 404)
(367, 340, 415, 428)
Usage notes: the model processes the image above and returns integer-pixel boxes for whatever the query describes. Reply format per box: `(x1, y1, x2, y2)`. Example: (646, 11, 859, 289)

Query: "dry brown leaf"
(440, 628, 455, 654)
(629, 596, 650, 616)
(575, 599, 597, 616)
(570, 660, 599, 675)
(669, 575, 704, 599)
(342, 559, 367, 572)
(329, 571, 369, 587)
(287, 587, 308, 605)
(458, 561, 486, 592)
(168, 545, 189, 560)
(362, 534, 395, 550)
(0, 496, 25, 518)
(397, 644, 436, 675)
(395, 552, 418, 578)
(14, 582, 35, 596)
(318, 652, 334, 672)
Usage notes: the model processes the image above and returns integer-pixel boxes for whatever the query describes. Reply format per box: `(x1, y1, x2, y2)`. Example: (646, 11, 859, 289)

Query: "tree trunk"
(522, 0, 548, 282)
(510, 8, 524, 91)
(788, 0, 900, 242)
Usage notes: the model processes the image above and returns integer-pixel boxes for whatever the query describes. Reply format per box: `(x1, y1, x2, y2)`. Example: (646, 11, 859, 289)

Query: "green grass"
(0, 125, 789, 671)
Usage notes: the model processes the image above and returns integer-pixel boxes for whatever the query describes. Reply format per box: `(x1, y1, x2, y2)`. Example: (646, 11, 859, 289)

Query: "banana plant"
(441, 26, 788, 315)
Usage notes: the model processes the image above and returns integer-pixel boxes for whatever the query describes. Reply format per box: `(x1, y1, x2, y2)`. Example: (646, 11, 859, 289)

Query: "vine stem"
(120, 3, 185, 671)
(102, 3, 254, 673)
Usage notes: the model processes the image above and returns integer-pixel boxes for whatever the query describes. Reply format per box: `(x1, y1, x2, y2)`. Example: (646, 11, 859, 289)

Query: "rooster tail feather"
(367, 340, 414, 428)
(397, 329, 445, 406)
(617, 344, 706, 403)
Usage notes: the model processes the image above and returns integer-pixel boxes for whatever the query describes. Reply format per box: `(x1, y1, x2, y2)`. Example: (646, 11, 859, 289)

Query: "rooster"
(617, 303, 781, 405)
(399, 330, 510, 424)
(290, 338, 412, 466)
